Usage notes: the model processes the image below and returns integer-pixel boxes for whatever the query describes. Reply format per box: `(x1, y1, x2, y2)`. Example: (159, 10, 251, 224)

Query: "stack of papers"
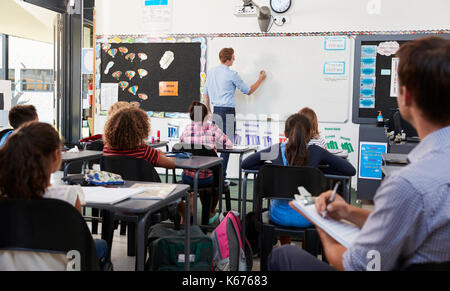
(82, 187, 145, 205)
(290, 195, 360, 248)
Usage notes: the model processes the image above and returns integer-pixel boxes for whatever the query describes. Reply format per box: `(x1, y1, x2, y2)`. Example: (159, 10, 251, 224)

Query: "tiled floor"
(87, 175, 368, 271)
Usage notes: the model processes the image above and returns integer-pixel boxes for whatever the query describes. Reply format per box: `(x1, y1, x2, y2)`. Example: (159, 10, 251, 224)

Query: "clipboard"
(289, 197, 360, 248)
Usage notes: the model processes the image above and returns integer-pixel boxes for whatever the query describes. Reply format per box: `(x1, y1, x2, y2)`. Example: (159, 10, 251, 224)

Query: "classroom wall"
(94, 0, 450, 185)
(96, 0, 450, 35)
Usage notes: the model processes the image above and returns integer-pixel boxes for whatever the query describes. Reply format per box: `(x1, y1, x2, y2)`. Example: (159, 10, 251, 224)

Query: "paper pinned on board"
(100, 83, 119, 111)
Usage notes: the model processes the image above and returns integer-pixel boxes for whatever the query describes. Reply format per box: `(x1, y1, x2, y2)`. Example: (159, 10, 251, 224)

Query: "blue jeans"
(212, 106, 236, 178)
(182, 172, 214, 187)
(94, 239, 108, 260)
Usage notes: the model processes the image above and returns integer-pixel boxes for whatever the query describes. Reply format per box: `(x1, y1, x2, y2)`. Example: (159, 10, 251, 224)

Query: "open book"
(290, 195, 360, 248)
(130, 183, 177, 200)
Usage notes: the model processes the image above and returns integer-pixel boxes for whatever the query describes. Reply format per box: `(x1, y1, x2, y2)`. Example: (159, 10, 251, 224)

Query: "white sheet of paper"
(82, 187, 145, 205)
(292, 197, 360, 248)
(100, 83, 119, 111)
(390, 58, 400, 97)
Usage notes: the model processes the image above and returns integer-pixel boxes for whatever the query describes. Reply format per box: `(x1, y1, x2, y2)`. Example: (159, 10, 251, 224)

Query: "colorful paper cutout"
(112, 71, 122, 80)
(118, 81, 129, 91)
(138, 93, 148, 100)
(125, 53, 136, 62)
(138, 69, 148, 79)
(128, 85, 138, 95)
(125, 70, 136, 80)
(108, 48, 118, 58)
(118, 47, 129, 55)
(138, 53, 148, 61)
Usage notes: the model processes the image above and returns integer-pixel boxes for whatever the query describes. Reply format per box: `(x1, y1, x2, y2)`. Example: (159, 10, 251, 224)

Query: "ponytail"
(0, 122, 61, 199)
(284, 114, 310, 166)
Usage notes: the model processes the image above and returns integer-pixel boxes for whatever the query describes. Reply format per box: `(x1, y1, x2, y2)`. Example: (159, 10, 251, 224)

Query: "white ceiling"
(0, 0, 58, 43)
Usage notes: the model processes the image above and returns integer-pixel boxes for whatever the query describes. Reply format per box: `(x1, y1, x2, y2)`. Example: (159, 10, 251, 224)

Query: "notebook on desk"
(290, 195, 360, 248)
(130, 183, 177, 200)
(82, 187, 145, 205)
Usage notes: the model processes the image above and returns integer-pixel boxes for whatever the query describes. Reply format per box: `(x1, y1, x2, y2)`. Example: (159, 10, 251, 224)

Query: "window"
(8, 69, 15, 92)
(21, 69, 53, 92)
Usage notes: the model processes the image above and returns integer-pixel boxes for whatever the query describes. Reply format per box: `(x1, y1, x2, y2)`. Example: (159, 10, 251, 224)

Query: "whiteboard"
(207, 36, 352, 123)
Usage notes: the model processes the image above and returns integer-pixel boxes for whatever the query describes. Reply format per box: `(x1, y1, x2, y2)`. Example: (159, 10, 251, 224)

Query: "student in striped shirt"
(178, 101, 233, 224)
(299, 107, 327, 149)
(103, 107, 175, 169)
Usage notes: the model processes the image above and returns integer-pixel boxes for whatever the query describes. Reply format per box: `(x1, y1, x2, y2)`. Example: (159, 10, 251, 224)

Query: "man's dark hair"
(396, 36, 450, 125)
(8, 105, 38, 129)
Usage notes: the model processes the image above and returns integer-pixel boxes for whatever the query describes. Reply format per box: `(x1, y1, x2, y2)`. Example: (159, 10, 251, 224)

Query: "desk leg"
(193, 170, 199, 226)
(63, 162, 70, 177)
(184, 189, 191, 271)
(136, 214, 147, 271)
(101, 210, 115, 261)
(238, 153, 243, 217)
(241, 172, 249, 245)
(218, 162, 223, 214)
(165, 145, 169, 183)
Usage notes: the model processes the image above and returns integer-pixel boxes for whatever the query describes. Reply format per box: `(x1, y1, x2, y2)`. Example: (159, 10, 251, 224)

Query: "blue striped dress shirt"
(204, 64, 250, 108)
(343, 125, 450, 270)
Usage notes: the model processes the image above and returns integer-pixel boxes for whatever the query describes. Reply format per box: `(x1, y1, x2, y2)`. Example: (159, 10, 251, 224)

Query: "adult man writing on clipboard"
(204, 48, 266, 184)
(268, 36, 450, 271)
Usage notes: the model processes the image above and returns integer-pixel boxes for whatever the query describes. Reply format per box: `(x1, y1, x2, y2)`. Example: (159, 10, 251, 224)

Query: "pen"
(322, 181, 341, 218)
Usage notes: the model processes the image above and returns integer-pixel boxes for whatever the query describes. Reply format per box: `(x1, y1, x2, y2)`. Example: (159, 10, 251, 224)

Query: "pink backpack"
(211, 211, 253, 271)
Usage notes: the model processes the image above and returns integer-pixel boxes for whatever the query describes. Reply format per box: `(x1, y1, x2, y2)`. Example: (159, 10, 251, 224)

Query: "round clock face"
(270, 0, 291, 13)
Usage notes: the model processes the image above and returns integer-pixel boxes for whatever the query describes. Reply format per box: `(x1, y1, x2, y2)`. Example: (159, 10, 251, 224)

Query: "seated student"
(108, 101, 132, 117)
(242, 114, 355, 243)
(268, 36, 450, 271)
(0, 104, 38, 146)
(299, 107, 327, 149)
(178, 101, 233, 223)
(102, 106, 175, 170)
(0, 122, 108, 268)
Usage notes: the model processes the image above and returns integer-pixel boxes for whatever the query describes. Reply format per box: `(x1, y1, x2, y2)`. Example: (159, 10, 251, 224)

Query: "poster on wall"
(358, 142, 387, 180)
(390, 58, 400, 97)
(141, 0, 173, 33)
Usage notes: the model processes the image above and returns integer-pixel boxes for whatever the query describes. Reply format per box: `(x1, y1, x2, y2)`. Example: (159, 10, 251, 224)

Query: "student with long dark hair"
(0, 122, 108, 268)
(242, 114, 355, 238)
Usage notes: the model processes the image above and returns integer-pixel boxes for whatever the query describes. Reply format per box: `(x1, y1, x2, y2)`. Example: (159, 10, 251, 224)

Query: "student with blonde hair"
(299, 107, 327, 149)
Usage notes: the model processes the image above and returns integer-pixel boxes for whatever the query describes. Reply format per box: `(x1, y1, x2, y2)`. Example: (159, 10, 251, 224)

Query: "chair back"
(172, 142, 218, 157)
(100, 155, 161, 182)
(0, 198, 100, 271)
(172, 143, 221, 186)
(255, 164, 327, 217)
(257, 164, 328, 199)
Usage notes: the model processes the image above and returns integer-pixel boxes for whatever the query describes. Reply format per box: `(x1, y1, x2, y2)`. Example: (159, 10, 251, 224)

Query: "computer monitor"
(392, 110, 418, 138)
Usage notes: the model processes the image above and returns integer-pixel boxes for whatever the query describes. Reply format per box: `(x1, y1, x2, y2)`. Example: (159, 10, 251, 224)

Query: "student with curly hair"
(0, 122, 108, 268)
(102, 106, 175, 169)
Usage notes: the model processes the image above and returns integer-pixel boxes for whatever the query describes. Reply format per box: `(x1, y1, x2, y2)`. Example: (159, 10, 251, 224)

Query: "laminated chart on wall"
(100, 42, 201, 113)
(359, 45, 377, 109)
(358, 142, 387, 180)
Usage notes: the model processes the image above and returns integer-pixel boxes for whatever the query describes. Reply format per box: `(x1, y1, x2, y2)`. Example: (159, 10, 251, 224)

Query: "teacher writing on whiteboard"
(204, 47, 267, 184)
